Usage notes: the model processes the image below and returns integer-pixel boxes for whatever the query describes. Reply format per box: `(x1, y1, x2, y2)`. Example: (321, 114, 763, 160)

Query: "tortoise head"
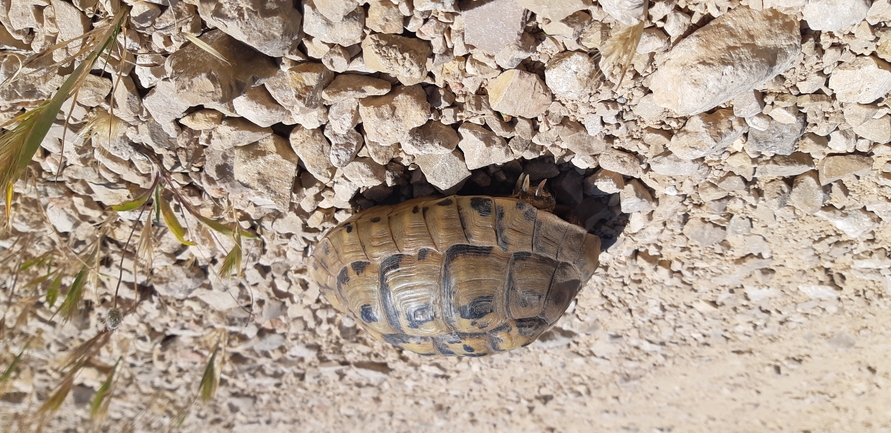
(513, 174, 556, 212)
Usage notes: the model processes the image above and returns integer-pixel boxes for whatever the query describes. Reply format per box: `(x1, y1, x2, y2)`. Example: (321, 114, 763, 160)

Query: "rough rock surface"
(487, 70, 552, 118)
(650, 7, 801, 115)
(197, 0, 303, 57)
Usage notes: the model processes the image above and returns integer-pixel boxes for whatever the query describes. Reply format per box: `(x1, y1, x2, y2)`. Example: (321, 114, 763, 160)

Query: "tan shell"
(308, 195, 601, 356)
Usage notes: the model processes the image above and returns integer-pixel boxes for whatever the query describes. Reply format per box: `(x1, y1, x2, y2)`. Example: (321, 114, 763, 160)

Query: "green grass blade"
(0, 343, 28, 387)
(158, 195, 195, 247)
(90, 357, 121, 422)
(46, 272, 62, 307)
(198, 347, 220, 402)
(111, 187, 155, 212)
(58, 265, 88, 321)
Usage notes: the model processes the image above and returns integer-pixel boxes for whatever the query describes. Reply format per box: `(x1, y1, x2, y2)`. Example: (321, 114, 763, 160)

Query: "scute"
(308, 194, 601, 356)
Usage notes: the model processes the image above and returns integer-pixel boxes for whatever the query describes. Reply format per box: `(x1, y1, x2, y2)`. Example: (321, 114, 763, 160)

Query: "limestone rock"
(314, 0, 360, 21)
(620, 179, 655, 213)
(487, 70, 552, 118)
(234, 134, 299, 211)
(197, 0, 303, 57)
(828, 56, 891, 104)
(598, 149, 642, 177)
(303, 0, 364, 46)
(210, 118, 272, 150)
(232, 86, 291, 127)
(754, 153, 815, 177)
(585, 169, 624, 195)
(342, 158, 387, 188)
(326, 100, 361, 135)
(166, 30, 277, 106)
(649, 152, 709, 177)
(746, 115, 807, 155)
(803, 0, 871, 31)
(457, 123, 512, 170)
(815, 207, 878, 238)
(790, 171, 826, 214)
(324, 128, 363, 167)
(362, 34, 432, 85)
(462, 0, 526, 55)
(322, 74, 392, 103)
(290, 126, 335, 182)
(545, 51, 600, 100)
(358, 85, 431, 145)
(683, 218, 727, 247)
(853, 115, 891, 143)
(556, 120, 608, 155)
(265, 63, 334, 117)
(668, 110, 747, 160)
(367, 0, 404, 34)
(818, 154, 873, 185)
(414, 151, 472, 190)
(404, 121, 460, 155)
(650, 7, 801, 115)
(515, 0, 592, 21)
(600, 0, 646, 25)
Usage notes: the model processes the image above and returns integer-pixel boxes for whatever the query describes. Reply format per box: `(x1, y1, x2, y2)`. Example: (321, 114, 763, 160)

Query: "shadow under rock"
(354, 156, 629, 252)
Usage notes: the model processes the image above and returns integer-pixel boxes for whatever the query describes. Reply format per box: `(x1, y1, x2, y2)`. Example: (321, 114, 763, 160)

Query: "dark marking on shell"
(412, 205, 420, 214)
(406, 304, 435, 328)
(437, 198, 454, 206)
(379, 254, 406, 332)
(462, 344, 475, 353)
(360, 304, 378, 323)
(336, 268, 350, 287)
(351, 261, 369, 275)
(344, 223, 353, 233)
(469, 197, 492, 217)
(382, 333, 427, 346)
(523, 206, 536, 222)
(417, 248, 430, 261)
(458, 295, 495, 320)
(370, 216, 381, 223)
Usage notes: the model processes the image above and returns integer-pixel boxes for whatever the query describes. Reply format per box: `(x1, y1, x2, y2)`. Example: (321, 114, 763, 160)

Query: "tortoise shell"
(308, 195, 601, 356)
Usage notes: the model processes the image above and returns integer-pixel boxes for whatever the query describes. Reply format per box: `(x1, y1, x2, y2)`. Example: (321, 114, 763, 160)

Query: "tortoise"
(308, 176, 601, 356)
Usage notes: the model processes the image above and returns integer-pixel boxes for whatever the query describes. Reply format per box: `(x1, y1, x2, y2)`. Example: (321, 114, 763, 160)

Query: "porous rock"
(303, 0, 365, 46)
(487, 70, 552, 118)
(790, 171, 825, 214)
(290, 126, 335, 182)
(598, 148, 641, 177)
(404, 121, 460, 155)
(818, 154, 873, 185)
(166, 30, 277, 106)
(649, 7, 801, 115)
(815, 207, 878, 238)
(234, 134, 299, 211)
(545, 51, 600, 100)
(515, 0, 592, 22)
(802, 0, 871, 31)
(362, 34, 432, 85)
(683, 218, 727, 247)
(414, 151, 472, 190)
(457, 123, 513, 170)
(668, 109, 747, 160)
(197, 0, 303, 57)
(746, 115, 807, 155)
(462, 0, 526, 55)
(828, 56, 891, 104)
(620, 179, 655, 213)
(358, 85, 431, 145)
